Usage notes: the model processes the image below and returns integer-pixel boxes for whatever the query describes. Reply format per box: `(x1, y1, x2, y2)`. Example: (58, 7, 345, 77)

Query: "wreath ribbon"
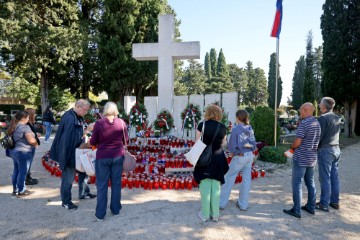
(161, 118, 169, 129)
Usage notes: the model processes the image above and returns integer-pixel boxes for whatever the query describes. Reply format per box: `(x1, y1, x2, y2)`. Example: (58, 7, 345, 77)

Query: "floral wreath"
(153, 109, 174, 134)
(129, 102, 148, 131)
(180, 103, 202, 131)
(118, 106, 129, 125)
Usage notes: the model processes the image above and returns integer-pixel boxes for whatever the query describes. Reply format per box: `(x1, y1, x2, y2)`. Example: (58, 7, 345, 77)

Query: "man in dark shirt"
(50, 99, 95, 210)
(316, 97, 341, 212)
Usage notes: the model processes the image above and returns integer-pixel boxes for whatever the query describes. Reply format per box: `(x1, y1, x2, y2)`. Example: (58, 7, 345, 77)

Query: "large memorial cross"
(132, 14, 200, 112)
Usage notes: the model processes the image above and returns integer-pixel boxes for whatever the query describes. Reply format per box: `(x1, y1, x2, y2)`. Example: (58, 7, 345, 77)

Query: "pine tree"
(291, 56, 306, 110)
(228, 64, 248, 104)
(267, 53, 283, 110)
(180, 60, 206, 95)
(204, 52, 211, 78)
(302, 31, 316, 103)
(244, 61, 268, 108)
(0, 0, 83, 111)
(210, 48, 217, 77)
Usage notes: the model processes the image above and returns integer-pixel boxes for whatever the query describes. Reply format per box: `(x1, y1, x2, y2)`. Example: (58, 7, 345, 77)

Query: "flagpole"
(274, 37, 279, 147)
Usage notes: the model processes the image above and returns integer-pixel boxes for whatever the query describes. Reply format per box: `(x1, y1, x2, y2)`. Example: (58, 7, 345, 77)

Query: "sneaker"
(211, 216, 219, 222)
(315, 202, 329, 212)
(301, 205, 315, 215)
(283, 209, 301, 219)
(62, 202, 78, 210)
(96, 217, 104, 222)
(197, 211, 210, 222)
(329, 203, 340, 210)
(219, 206, 225, 210)
(17, 190, 32, 197)
(79, 193, 97, 200)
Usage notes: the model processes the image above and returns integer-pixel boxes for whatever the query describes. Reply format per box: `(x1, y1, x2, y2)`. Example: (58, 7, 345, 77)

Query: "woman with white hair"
(90, 101, 129, 221)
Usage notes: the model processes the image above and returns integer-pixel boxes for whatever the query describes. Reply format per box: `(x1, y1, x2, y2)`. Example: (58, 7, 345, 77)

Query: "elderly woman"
(7, 111, 39, 196)
(90, 101, 129, 221)
(194, 104, 229, 222)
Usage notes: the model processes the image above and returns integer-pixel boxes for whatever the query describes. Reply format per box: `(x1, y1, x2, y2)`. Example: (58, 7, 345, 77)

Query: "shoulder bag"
(196, 122, 221, 167)
(121, 120, 136, 172)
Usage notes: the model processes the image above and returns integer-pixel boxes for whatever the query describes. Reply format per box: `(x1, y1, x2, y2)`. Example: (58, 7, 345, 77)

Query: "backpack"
(0, 135, 15, 149)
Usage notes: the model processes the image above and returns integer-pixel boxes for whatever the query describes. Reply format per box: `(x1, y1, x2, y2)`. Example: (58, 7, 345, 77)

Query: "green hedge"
(259, 146, 287, 164)
(0, 104, 25, 114)
(250, 106, 281, 145)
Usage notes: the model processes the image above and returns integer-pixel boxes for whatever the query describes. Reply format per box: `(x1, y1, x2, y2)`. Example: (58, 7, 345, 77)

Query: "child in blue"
(220, 109, 256, 210)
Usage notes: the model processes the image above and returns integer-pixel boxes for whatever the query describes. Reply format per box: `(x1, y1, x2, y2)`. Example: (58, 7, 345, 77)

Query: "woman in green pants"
(194, 104, 229, 222)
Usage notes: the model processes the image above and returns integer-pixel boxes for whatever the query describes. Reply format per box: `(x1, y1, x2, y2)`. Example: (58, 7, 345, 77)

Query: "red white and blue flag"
(271, 0, 283, 38)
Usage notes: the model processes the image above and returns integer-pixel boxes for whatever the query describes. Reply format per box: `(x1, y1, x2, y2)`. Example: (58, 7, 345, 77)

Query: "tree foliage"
(314, 46, 323, 101)
(244, 61, 268, 108)
(180, 60, 206, 95)
(291, 56, 306, 110)
(216, 48, 229, 77)
(209, 48, 217, 77)
(250, 106, 280, 145)
(267, 53, 283, 110)
(302, 31, 316, 103)
(204, 52, 211, 78)
(228, 64, 248, 104)
(0, 0, 83, 111)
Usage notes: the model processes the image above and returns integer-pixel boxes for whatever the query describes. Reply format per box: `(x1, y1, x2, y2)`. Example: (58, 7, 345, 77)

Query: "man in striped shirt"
(283, 103, 321, 218)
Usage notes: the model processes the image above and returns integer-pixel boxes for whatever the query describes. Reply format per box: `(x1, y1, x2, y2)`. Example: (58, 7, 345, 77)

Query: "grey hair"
(75, 99, 90, 108)
(103, 101, 119, 116)
(320, 97, 336, 111)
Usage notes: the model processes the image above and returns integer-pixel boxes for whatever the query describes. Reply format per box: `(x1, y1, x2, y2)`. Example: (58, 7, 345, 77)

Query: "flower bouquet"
(180, 104, 202, 131)
(129, 102, 148, 131)
(153, 109, 174, 134)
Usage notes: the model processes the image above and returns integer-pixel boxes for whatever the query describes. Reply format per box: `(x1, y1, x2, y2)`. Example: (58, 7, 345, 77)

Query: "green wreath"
(153, 109, 174, 134)
(129, 102, 148, 131)
(180, 104, 202, 131)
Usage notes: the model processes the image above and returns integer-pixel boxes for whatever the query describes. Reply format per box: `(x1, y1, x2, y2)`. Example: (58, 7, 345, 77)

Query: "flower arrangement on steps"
(180, 104, 202, 132)
(129, 102, 148, 132)
(153, 109, 174, 134)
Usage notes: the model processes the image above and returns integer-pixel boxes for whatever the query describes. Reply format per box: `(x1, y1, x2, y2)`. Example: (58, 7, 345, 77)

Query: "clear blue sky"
(168, 0, 325, 105)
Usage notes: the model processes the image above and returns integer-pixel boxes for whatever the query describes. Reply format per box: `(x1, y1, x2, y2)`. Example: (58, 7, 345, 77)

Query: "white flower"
(136, 119, 139, 122)
(143, 115, 147, 119)
(119, 114, 122, 117)
(186, 116, 189, 118)
(135, 112, 138, 116)
(188, 124, 192, 127)
(130, 115, 134, 119)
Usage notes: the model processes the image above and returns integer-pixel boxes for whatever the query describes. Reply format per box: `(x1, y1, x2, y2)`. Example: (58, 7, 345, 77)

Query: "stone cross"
(132, 14, 200, 112)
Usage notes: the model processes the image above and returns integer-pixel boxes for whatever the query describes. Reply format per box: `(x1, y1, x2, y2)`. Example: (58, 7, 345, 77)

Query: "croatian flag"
(271, 0, 283, 38)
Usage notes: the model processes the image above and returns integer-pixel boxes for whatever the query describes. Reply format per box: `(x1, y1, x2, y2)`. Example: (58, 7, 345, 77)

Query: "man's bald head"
(300, 102, 315, 118)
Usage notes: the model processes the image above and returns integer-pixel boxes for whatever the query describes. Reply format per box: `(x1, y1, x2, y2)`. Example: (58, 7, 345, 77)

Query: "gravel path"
(0, 135, 359, 240)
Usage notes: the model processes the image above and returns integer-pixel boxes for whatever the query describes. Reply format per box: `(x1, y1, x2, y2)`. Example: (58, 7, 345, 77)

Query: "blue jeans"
(78, 171, 90, 197)
(26, 148, 36, 175)
(43, 121, 52, 141)
(12, 150, 32, 192)
(95, 156, 124, 219)
(318, 146, 341, 207)
(60, 165, 76, 204)
(220, 152, 253, 210)
(292, 161, 316, 215)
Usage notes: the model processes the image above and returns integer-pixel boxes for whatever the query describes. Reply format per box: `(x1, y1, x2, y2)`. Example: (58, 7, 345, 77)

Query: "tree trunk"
(40, 66, 49, 113)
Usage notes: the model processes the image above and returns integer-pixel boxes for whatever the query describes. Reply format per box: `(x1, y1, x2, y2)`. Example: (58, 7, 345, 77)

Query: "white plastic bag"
(79, 149, 97, 176)
(75, 148, 92, 172)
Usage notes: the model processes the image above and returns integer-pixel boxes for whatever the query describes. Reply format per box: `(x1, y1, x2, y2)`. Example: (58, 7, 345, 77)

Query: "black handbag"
(0, 134, 15, 149)
(196, 122, 221, 167)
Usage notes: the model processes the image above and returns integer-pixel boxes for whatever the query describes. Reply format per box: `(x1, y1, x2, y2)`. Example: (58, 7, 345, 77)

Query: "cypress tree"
(302, 31, 316, 103)
(291, 56, 306, 110)
(216, 48, 229, 77)
(210, 48, 217, 77)
(267, 53, 283, 109)
(314, 46, 323, 101)
(204, 52, 211, 78)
